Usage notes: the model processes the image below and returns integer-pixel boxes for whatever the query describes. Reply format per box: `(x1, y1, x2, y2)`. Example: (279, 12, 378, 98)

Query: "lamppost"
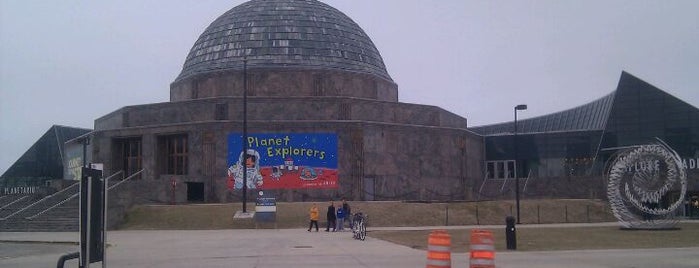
(242, 57, 248, 213)
(514, 104, 527, 224)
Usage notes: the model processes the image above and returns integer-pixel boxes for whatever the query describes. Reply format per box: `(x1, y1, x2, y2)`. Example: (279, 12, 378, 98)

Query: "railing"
(477, 172, 489, 201)
(0, 196, 30, 218)
(108, 169, 142, 190)
(500, 175, 509, 192)
(522, 170, 533, 192)
(0, 182, 79, 220)
(25, 170, 138, 220)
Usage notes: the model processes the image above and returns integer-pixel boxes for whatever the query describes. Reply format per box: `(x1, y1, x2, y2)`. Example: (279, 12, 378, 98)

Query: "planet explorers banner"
(227, 133, 338, 190)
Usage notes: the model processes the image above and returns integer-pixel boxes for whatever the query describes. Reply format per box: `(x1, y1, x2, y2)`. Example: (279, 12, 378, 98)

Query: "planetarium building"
(85, 0, 483, 203)
(2, 0, 697, 207)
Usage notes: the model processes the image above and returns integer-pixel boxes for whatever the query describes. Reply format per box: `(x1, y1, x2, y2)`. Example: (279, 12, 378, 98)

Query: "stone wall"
(92, 119, 483, 203)
(170, 69, 398, 102)
(95, 97, 468, 131)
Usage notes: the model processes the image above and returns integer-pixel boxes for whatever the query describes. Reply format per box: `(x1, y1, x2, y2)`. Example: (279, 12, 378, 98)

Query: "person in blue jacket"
(335, 204, 346, 231)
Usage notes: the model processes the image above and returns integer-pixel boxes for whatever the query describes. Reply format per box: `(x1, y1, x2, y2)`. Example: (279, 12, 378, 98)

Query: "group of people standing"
(307, 199, 351, 232)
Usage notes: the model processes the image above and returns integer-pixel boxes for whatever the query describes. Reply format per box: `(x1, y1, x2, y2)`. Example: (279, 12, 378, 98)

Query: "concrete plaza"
(1, 227, 698, 268)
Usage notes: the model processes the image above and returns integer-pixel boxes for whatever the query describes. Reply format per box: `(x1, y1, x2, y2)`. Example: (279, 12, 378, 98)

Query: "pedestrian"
(325, 201, 336, 232)
(308, 203, 319, 232)
(342, 199, 352, 229)
(336, 203, 346, 231)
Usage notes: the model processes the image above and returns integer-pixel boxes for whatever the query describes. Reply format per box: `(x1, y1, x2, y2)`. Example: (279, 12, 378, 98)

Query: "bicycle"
(351, 212, 367, 241)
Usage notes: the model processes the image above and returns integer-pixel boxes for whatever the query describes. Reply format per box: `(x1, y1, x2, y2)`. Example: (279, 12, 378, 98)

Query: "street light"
(514, 104, 527, 224)
(242, 57, 248, 213)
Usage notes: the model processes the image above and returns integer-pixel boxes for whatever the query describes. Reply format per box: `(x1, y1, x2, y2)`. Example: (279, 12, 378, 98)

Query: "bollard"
(426, 229, 451, 268)
(506, 216, 517, 250)
(470, 229, 495, 268)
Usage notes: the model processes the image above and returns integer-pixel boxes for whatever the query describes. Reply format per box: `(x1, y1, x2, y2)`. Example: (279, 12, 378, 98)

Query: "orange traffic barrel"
(469, 229, 495, 268)
(426, 229, 451, 268)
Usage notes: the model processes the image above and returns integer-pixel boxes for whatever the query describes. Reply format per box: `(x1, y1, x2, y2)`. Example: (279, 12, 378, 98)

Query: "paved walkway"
(1, 223, 698, 268)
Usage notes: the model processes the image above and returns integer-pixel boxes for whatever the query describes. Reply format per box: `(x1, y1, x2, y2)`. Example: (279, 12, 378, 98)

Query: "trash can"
(506, 216, 516, 250)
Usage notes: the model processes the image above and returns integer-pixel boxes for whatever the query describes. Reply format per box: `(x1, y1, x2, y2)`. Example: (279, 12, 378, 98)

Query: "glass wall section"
(484, 130, 602, 179)
(601, 75, 699, 183)
(599, 75, 699, 202)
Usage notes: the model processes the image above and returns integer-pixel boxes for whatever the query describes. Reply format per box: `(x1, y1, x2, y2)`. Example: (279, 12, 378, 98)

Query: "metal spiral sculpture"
(606, 139, 687, 229)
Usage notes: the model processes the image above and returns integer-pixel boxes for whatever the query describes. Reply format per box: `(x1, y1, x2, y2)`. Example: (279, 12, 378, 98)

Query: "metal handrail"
(477, 172, 489, 201)
(1, 182, 79, 220)
(500, 176, 509, 192)
(108, 169, 142, 190)
(25, 192, 79, 220)
(0, 195, 30, 212)
(26, 170, 129, 220)
(522, 170, 533, 192)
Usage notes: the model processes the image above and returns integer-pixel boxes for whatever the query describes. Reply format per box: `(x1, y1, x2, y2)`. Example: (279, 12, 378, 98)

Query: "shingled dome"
(174, 0, 392, 83)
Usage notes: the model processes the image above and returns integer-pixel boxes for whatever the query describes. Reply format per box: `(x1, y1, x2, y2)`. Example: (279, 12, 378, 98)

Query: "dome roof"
(174, 0, 392, 83)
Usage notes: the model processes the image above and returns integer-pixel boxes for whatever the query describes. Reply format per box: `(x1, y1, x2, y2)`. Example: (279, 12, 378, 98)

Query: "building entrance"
(688, 194, 699, 219)
(186, 182, 204, 202)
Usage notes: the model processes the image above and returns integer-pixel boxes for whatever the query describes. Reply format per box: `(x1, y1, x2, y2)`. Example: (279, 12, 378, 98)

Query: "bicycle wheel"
(359, 220, 366, 241)
(352, 222, 358, 239)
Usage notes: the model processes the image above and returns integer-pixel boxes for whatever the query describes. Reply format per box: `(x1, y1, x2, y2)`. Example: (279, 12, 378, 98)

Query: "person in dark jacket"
(325, 201, 336, 232)
(342, 199, 352, 229)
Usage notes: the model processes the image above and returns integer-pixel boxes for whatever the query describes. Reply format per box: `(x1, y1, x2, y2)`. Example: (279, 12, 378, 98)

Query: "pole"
(86, 177, 92, 268)
(514, 107, 520, 224)
(82, 137, 89, 168)
(103, 173, 108, 268)
(513, 104, 527, 224)
(242, 57, 248, 213)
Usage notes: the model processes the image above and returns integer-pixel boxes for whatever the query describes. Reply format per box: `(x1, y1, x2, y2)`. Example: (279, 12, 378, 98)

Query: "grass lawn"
(368, 223, 699, 252)
(119, 199, 616, 230)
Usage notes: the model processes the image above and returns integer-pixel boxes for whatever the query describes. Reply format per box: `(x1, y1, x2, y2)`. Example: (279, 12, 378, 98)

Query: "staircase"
(0, 194, 41, 218)
(0, 170, 141, 232)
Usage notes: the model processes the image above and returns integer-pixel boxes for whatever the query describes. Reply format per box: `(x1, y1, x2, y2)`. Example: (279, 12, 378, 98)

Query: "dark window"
(123, 138, 142, 176)
(158, 134, 188, 175)
(496, 162, 505, 178)
(112, 137, 142, 177)
(215, 103, 228, 120)
(507, 161, 515, 178)
(486, 162, 495, 179)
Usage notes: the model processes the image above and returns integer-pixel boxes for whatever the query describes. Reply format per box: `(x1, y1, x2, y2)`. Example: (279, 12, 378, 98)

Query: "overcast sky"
(1, 0, 698, 175)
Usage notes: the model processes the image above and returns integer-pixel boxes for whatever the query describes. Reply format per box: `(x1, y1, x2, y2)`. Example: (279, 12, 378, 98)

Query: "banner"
(227, 133, 338, 189)
(64, 142, 84, 181)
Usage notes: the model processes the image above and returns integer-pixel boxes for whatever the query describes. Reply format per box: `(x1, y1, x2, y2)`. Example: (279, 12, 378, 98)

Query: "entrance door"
(186, 182, 205, 202)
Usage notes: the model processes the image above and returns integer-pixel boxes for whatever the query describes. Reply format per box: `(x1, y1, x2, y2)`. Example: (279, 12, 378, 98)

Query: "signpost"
(254, 191, 277, 225)
(79, 167, 105, 268)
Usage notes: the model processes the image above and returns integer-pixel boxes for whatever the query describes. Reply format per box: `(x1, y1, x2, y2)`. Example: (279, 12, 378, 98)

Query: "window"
(497, 162, 505, 178)
(158, 134, 188, 175)
(486, 162, 495, 179)
(507, 161, 515, 178)
(215, 103, 228, 120)
(123, 138, 142, 176)
(113, 137, 142, 177)
(486, 160, 517, 179)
